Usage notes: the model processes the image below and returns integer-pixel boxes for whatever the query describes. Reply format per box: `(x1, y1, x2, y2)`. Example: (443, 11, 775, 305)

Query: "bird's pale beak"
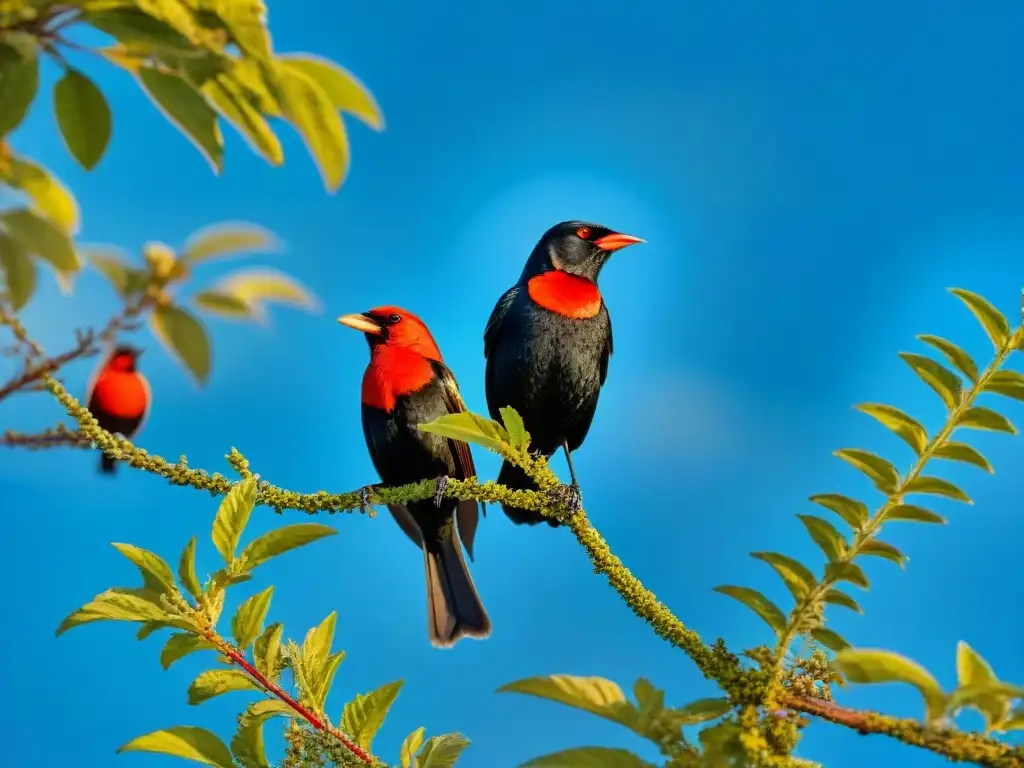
(593, 232, 645, 252)
(337, 313, 384, 335)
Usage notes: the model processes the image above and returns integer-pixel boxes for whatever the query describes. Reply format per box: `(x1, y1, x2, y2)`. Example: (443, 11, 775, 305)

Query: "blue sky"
(3, 1, 1024, 766)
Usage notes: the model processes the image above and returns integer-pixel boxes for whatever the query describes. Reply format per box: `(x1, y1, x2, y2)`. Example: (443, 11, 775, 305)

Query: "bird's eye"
(576, 227, 591, 239)
(388, 313, 402, 324)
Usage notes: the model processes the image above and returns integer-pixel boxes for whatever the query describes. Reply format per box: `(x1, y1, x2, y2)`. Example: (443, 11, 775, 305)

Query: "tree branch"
(0, 424, 89, 449)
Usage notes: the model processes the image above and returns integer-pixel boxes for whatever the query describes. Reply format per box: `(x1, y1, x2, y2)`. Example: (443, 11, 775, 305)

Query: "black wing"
(599, 308, 613, 386)
(484, 286, 519, 360)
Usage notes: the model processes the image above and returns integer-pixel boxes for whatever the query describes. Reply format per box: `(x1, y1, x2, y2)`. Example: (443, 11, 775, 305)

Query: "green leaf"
(211, 477, 257, 564)
(418, 412, 509, 453)
(902, 476, 972, 504)
(302, 611, 337, 675)
(178, 536, 203, 601)
(53, 68, 112, 170)
(183, 222, 280, 263)
(797, 514, 846, 562)
(83, 246, 132, 295)
(137, 620, 173, 640)
(809, 493, 868, 529)
(825, 561, 870, 590)
(209, 268, 320, 322)
(933, 442, 993, 473)
(276, 54, 384, 130)
(83, 8, 195, 52)
(311, 651, 346, 710)
(887, 503, 946, 524)
(117, 726, 235, 768)
(823, 588, 862, 613)
(953, 641, 1010, 729)
(149, 303, 212, 384)
(232, 585, 273, 650)
(983, 371, 1024, 403)
(201, 73, 283, 165)
(187, 669, 261, 705)
(811, 627, 850, 652)
(859, 540, 906, 568)
(854, 403, 928, 454)
(833, 448, 901, 494)
(3, 156, 79, 233)
(400, 727, 426, 768)
(497, 675, 635, 730)
(995, 710, 1024, 733)
(1, 207, 80, 271)
(0, 33, 40, 136)
(499, 406, 530, 449)
(521, 747, 655, 768)
(664, 697, 732, 726)
(415, 734, 471, 768)
(956, 406, 1017, 434)
(750, 551, 816, 600)
(948, 683, 1022, 728)
(161, 633, 216, 670)
(917, 334, 979, 383)
(238, 522, 336, 571)
(231, 699, 295, 768)
(56, 588, 172, 636)
(212, 0, 271, 59)
(253, 622, 284, 680)
(111, 542, 176, 594)
(138, 67, 223, 173)
(275, 60, 349, 192)
(0, 232, 36, 310)
(950, 288, 1011, 351)
(712, 585, 786, 633)
(899, 352, 962, 410)
(340, 680, 405, 750)
(194, 290, 255, 319)
(833, 648, 947, 722)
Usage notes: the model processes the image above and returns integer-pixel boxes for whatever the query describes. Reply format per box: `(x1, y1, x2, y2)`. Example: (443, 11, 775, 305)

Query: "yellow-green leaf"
(933, 442, 993, 473)
(834, 448, 901, 493)
(210, 477, 257, 564)
(797, 514, 846, 562)
(302, 611, 337, 678)
(3, 156, 79, 233)
(160, 633, 215, 670)
(0, 232, 36, 310)
(995, 711, 1024, 733)
(497, 675, 634, 729)
(178, 536, 203, 601)
(56, 589, 172, 636)
(117, 726, 234, 768)
(238, 523, 336, 571)
(83, 8, 195, 52)
(276, 54, 384, 130)
(664, 698, 732, 727)
(187, 669, 261, 705)
(983, 371, 1024, 403)
(183, 222, 280, 263)
(825, 561, 870, 589)
(212, 0, 271, 59)
(310, 650, 346, 711)
(902, 476, 971, 504)
(253, 622, 284, 680)
(854, 403, 928, 454)
(415, 734, 471, 768)
(83, 246, 132, 295)
(230, 699, 295, 768)
(138, 67, 224, 173)
(400, 727, 426, 768)
(809, 493, 868, 529)
(916, 334, 979, 384)
(750, 551, 815, 600)
(419, 412, 508, 453)
(957, 641, 997, 689)
(340, 680, 405, 750)
(811, 627, 850, 652)
(210, 268, 319, 321)
(887, 504, 946, 524)
(948, 683, 1020, 729)
(899, 352, 962, 410)
(823, 588, 862, 613)
(276, 60, 349, 192)
(0, 33, 39, 136)
(202, 73, 283, 165)
(499, 406, 530, 449)
(950, 288, 1011, 351)
(1, 207, 80, 271)
(712, 585, 786, 634)
(149, 303, 212, 384)
(54, 68, 112, 170)
(111, 542, 176, 594)
(194, 290, 254, 319)
(859, 540, 906, 568)
(521, 748, 655, 768)
(833, 648, 947, 722)
(957, 406, 1017, 435)
(232, 585, 273, 650)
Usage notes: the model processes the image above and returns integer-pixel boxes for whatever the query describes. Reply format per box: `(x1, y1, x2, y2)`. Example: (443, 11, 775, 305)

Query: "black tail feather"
(497, 460, 559, 527)
(424, 526, 491, 647)
(99, 453, 117, 475)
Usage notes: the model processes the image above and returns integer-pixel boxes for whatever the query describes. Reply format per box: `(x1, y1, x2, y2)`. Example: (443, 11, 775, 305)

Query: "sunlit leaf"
(3, 156, 79, 233)
(340, 680, 405, 750)
(194, 290, 254, 319)
(415, 733, 471, 768)
(111, 542, 176, 594)
(83, 246, 131, 295)
(117, 726, 235, 768)
(419, 412, 509, 453)
(161, 633, 216, 670)
(178, 536, 203, 601)
(834, 648, 947, 722)
(0, 32, 40, 136)
(209, 268, 319, 322)
(1, 207, 80, 271)
(56, 589, 172, 636)
(302, 611, 338, 684)
(149, 304, 212, 384)
(859, 540, 906, 568)
(400, 727, 426, 768)
(750, 551, 815, 600)
(664, 697, 732, 727)
(854, 403, 928, 455)
(231, 699, 295, 768)
(953, 641, 1010, 730)
(917, 335, 979, 383)
(253, 622, 284, 681)
(983, 371, 1024, 403)
(0, 232, 36, 310)
(809, 493, 868, 530)
(712, 585, 786, 633)
(239, 523, 336, 571)
(825, 561, 869, 590)
(54, 68, 111, 170)
(211, 477, 257, 564)
(797, 514, 846, 562)
(201, 73, 283, 165)
(932, 442, 993, 473)
(232, 585, 273, 650)
(521, 748, 655, 768)
(212, 0, 271, 59)
(187, 669, 261, 705)
(956, 407, 1017, 435)
(499, 406, 530, 450)
(183, 222, 280, 263)
(899, 352, 962, 410)
(83, 7, 195, 52)
(311, 651, 345, 710)
(887, 503, 946, 525)
(811, 627, 850, 652)
(137, 621, 173, 640)
(276, 54, 384, 130)
(834, 448, 901, 493)
(995, 710, 1024, 733)
(823, 588, 862, 613)
(902, 476, 971, 504)
(138, 67, 223, 173)
(497, 675, 636, 730)
(950, 288, 1011, 351)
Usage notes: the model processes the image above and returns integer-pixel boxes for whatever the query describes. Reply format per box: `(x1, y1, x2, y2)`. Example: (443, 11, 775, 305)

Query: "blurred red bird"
(85, 345, 150, 475)
(338, 306, 491, 647)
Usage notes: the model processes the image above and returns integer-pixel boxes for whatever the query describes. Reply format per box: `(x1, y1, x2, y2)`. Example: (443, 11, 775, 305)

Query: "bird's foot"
(434, 475, 449, 508)
(549, 482, 583, 519)
(358, 484, 378, 514)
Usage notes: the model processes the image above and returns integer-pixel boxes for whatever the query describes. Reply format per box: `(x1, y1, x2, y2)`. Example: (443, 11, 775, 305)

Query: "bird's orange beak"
(337, 313, 385, 336)
(593, 232, 645, 252)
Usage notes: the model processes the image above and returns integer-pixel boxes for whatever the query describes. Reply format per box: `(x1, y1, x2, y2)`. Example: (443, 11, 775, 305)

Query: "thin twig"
(0, 425, 88, 449)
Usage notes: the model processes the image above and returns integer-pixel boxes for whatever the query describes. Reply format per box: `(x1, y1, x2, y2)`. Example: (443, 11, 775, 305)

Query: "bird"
(85, 345, 151, 475)
(338, 306, 491, 647)
(483, 220, 644, 526)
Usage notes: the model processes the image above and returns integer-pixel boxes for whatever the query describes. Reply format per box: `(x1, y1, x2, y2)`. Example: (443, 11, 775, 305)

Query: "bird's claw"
(434, 475, 449, 508)
(358, 485, 373, 514)
(564, 483, 582, 514)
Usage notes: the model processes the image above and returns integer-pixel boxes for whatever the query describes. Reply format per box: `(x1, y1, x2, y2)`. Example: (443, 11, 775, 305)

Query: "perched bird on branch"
(483, 220, 644, 526)
(338, 306, 490, 648)
(85, 345, 150, 475)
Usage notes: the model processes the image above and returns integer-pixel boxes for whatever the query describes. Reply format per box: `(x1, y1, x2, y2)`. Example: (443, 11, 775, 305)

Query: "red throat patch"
(362, 347, 436, 412)
(527, 271, 602, 319)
